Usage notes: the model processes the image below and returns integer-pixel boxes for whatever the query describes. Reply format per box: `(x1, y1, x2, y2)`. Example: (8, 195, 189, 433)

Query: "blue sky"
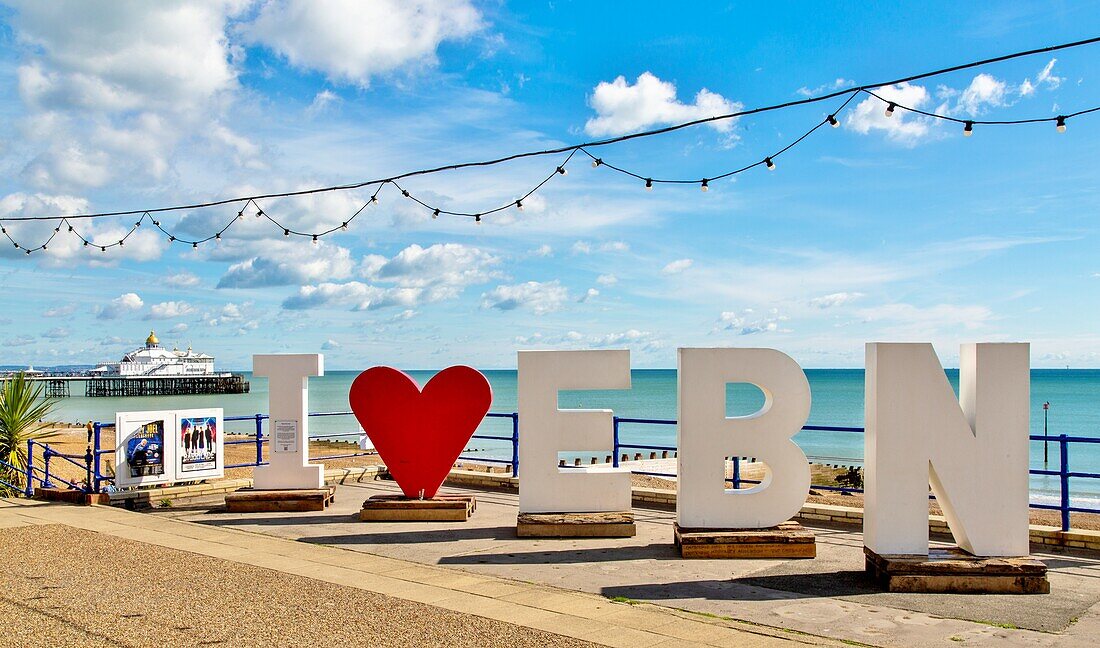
(1, 1, 1099, 370)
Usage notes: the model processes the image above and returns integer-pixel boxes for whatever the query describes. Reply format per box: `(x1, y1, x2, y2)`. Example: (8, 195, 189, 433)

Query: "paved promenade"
(162, 479, 1100, 648)
(0, 497, 827, 647)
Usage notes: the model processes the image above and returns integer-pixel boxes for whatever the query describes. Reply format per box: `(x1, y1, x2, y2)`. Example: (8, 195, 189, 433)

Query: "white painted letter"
(864, 343, 1030, 556)
(677, 348, 811, 529)
(517, 350, 632, 513)
(252, 354, 325, 490)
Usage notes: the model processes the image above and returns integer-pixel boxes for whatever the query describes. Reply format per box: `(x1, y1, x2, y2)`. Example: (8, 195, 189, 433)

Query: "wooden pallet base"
(33, 487, 110, 506)
(224, 486, 336, 512)
(359, 494, 476, 521)
(516, 511, 636, 538)
(864, 547, 1049, 594)
(674, 521, 816, 558)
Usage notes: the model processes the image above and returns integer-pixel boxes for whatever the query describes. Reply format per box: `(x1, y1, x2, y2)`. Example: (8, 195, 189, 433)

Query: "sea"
(51, 368, 1100, 510)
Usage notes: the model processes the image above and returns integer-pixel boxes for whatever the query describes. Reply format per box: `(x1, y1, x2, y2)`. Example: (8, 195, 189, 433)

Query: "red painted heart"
(349, 365, 492, 500)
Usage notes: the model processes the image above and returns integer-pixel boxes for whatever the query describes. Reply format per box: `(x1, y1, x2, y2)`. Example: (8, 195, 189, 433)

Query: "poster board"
(115, 408, 224, 487)
(176, 408, 225, 481)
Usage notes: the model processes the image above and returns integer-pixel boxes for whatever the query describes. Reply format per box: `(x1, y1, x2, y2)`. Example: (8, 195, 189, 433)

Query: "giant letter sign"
(677, 348, 812, 529)
(517, 349, 632, 513)
(252, 354, 325, 490)
(864, 343, 1029, 556)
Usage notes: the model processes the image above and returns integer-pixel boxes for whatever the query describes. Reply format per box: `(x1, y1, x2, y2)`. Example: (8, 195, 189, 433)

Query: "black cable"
(2, 35, 1097, 224)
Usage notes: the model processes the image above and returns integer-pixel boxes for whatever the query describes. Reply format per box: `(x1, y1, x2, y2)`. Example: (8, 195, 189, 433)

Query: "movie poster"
(126, 420, 165, 478)
(179, 416, 218, 473)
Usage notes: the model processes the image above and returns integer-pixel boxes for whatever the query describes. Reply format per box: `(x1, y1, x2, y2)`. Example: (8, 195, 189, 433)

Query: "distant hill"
(0, 364, 96, 372)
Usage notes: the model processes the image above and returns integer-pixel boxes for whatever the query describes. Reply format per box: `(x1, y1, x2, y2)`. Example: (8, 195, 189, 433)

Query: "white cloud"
(596, 274, 618, 286)
(481, 281, 569, 314)
(42, 326, 69, 339)
(96, 292, 144, 320)
(856, 303, 992, 331)
(218, 243, 355, 288)
(165, 271, 201, 289)
(283, 243, 498, 311)
(846, 82, 934, 145)
(145, 301, 195, 320)
(306, 89, 340, 117)
(515, 328, 660, 351)
(578, 288, 599, 303)
(1021, 59, 1063, 96)
(244, 0, 484, 87)
(530, 244, 553, 257)
(809, 292, 864, 309)
(796, 78, 853, 97)
(6, 0, 251, 191)
(717, 309, 790, 336)
(956, 73, 1008, 116)
(573, 240, 630, 255)
(661, 258, 693, 274)
(321, 338, 340, 350)
(585, 72, 742, 137)
(168, 323, 188, 335)
(43, 304, 77, 317)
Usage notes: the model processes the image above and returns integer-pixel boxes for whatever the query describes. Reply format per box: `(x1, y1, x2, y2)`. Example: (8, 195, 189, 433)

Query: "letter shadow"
(439, 543, 680, 566)
(299, 525, 520, 545)
(601, 570, 879, 602)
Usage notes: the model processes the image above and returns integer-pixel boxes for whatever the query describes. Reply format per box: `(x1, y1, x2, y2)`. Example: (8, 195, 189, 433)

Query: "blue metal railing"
(20, 409, 1099, 533)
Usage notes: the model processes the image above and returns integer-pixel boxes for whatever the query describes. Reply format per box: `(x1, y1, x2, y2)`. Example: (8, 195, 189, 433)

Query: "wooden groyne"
(84, 375, 249, 397)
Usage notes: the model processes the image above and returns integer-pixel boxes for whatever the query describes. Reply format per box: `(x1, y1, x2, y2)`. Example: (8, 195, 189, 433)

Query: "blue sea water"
(51, 368, 1100, 509)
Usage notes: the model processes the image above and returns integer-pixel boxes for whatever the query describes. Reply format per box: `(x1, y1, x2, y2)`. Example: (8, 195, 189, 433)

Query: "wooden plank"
(359, 495, 475, 522)
(516, 511, 636, 538)
(864, 547, 1049, 594)
(224, 487, 335, 513)
(673, 522, 816, 559)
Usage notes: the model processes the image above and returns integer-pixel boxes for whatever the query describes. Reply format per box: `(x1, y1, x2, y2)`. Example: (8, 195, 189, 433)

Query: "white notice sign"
(273, 420, 298, 453)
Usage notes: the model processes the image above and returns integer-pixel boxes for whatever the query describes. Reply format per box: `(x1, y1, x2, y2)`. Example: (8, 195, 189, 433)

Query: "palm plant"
(0, 372, 60, 495)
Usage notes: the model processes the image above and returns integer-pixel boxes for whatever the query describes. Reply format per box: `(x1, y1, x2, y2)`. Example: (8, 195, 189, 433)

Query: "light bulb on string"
(312, 235, 319, 246)
(475, 214, 482, 225)
(134, 220, 141, 228)
(556, 166, 567, 176)
(83, 240, 88, 247)
(592, 158, 602, 168)
(118, 240, 124, 248)
(402, 189, 410, 197)
(283, 228, 290, 237)
(41, 244, 46, 252)
(645, 178, 653, 191)
(765, 157, 776, 170)
(700, 179, 709, 192)
(169, 236, 175, 242)
(237, 210, 245, 221)
(885, 102, 896, 117)
(963, 121, 974, 137)
(25, 249, 30, 255)
(432, 208, 439, 220)
(827, 114, 839, 128)
(256, 209, 264, 219)
(100, 246, 106, 253)
(192, 242, 197, 249)
(515, 200, 523, 211)
(341, 222, 348, 231)
(68, 225, 73, 232)
(54, 225, 60, 233)
(1056, 116, 1067, 133)
(215, 233, 221, 246)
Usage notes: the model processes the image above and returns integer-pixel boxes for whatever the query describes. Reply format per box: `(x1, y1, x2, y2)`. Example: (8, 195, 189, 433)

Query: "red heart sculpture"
(349, 365, 492, 499)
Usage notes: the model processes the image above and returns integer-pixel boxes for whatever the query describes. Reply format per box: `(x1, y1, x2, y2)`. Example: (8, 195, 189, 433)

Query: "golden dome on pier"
(146, 330, 160, 347)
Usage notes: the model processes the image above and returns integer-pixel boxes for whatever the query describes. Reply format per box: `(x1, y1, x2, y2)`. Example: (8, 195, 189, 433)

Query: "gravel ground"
(0, 524, 597, 648)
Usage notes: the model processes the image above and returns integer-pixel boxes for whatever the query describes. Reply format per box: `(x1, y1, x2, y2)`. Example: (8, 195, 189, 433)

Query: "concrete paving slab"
(162, 480, 1100, 648)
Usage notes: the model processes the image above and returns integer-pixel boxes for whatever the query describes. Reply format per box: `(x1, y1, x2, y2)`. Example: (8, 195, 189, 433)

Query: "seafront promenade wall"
(96, 465, 1100, 554)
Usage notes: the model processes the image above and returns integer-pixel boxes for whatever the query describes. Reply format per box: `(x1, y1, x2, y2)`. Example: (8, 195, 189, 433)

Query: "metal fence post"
(24, 439, 34, 497)
(732, 456, 741, 490)
(1059, 434, 1070, 532)
(92, 422, 102, 492)
(255, 414, 264, 466)
(42, 448, 54, 488)
(612, 416, 620, 468)
(510, 413, 520, 478)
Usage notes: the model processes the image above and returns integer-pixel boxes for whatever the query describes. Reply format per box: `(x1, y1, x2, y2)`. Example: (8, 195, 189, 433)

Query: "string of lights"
(2, 37, 1099, 255)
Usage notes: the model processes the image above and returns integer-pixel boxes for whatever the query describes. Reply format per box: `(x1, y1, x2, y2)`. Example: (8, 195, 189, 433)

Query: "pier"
(83, 374, 249, 397)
